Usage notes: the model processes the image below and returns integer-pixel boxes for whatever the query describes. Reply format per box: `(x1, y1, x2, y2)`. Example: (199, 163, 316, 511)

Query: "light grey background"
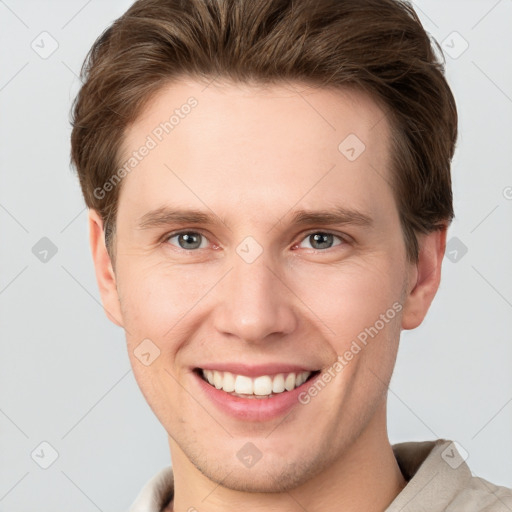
(0, 0, 511, 510)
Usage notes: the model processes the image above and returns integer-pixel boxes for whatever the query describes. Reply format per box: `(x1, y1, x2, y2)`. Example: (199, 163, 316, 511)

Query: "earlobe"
(401, 227, 447, 330)
(88, 209, 124, 327)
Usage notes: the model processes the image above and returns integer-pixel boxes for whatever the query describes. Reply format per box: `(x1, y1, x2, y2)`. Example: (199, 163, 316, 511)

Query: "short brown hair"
(70, 0, 457, 263)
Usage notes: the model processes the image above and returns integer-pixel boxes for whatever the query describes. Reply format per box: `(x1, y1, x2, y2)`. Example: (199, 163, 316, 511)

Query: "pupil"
(180, 233, 201, 249)
(311, 233, 332, 249)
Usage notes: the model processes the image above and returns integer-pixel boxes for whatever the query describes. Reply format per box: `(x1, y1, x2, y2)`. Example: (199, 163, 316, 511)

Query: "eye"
(163, 230, 346, 252)
(165, 231, 210, 250)
(297, 232, 344, 250)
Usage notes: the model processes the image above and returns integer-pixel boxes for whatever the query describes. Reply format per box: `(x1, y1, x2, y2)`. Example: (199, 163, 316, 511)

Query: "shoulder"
(454, 473, 512, 511)
(129, 466, 174, 512)
(388, 439, 512, 512)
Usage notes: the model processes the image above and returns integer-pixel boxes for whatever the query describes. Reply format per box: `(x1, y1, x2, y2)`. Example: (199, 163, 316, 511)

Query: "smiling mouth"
(194, 368, 321, 399)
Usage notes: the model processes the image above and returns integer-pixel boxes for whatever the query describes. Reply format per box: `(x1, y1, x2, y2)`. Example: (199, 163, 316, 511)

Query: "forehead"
(118, 78, 395, 226)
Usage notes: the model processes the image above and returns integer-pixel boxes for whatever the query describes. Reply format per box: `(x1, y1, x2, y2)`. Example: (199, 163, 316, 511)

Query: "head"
(70, 0, 457, 494)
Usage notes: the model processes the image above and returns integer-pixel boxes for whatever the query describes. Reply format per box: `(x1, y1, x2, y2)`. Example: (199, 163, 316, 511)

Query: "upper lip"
(195, 363, 321, 378)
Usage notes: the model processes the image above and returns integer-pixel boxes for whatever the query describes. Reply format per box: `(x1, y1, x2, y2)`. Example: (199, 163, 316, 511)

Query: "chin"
(192, 449, 330, 494)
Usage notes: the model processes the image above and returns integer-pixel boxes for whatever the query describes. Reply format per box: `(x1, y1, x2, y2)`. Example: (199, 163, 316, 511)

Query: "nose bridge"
(212, 247, 297, 343)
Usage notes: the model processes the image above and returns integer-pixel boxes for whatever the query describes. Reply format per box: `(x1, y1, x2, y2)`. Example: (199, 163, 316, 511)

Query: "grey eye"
(299, 232, 342, 250)
(167, 232, 207, 250)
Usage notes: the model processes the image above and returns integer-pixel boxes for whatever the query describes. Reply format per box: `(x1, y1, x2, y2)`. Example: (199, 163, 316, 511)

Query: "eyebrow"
(136, 206, 373, 230)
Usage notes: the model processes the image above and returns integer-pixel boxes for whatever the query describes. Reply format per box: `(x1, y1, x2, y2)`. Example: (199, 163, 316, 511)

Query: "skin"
(89, 78, 446, 512)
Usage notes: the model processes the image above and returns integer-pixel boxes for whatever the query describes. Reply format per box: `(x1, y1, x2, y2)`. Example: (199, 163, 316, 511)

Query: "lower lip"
(193, 370, 321, 421)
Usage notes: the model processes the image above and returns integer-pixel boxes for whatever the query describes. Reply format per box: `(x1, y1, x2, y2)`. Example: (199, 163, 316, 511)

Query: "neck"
(167, 403, 406, 512)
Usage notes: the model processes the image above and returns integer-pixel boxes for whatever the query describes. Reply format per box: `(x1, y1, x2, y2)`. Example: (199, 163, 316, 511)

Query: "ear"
(401, 227, 447, 330)
(88, 209, 124, 327)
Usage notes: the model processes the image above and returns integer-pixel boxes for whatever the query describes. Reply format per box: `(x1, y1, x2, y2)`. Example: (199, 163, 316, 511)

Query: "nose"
(212, 251, 298, 344)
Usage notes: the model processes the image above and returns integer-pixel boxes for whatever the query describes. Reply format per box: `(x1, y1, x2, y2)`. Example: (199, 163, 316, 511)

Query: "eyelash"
(162, 229, 349, 252)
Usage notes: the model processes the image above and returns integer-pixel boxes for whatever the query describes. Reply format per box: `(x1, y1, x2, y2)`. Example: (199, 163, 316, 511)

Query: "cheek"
(117, 261, 216, 340)
(116, 263, 192, 417)
(290, 256, 405, 345)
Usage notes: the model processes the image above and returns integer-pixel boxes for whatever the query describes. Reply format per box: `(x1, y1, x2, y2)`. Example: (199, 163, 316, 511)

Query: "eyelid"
(162, 228, 351, 251)
(162, 229, 214, 249)
(295, 229, 349, 249)
(163, 228, 209, 240)
(299, 228, 350, 241)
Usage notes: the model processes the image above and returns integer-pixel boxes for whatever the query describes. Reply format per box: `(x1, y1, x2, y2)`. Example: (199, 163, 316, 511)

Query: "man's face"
(99, 79, 419, 491)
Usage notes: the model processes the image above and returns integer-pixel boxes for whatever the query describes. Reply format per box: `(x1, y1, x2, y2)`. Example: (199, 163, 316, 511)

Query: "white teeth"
(285, 373, 296, 391)
(297, 372, 308, 386)
(222, 371, 236, 392)
(272, 374, 285, 393)
(213, 370, 223, 389)
(201, 369, 312, 396)
(234, 375, 253, 394)
(253, 376, 273, 396)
